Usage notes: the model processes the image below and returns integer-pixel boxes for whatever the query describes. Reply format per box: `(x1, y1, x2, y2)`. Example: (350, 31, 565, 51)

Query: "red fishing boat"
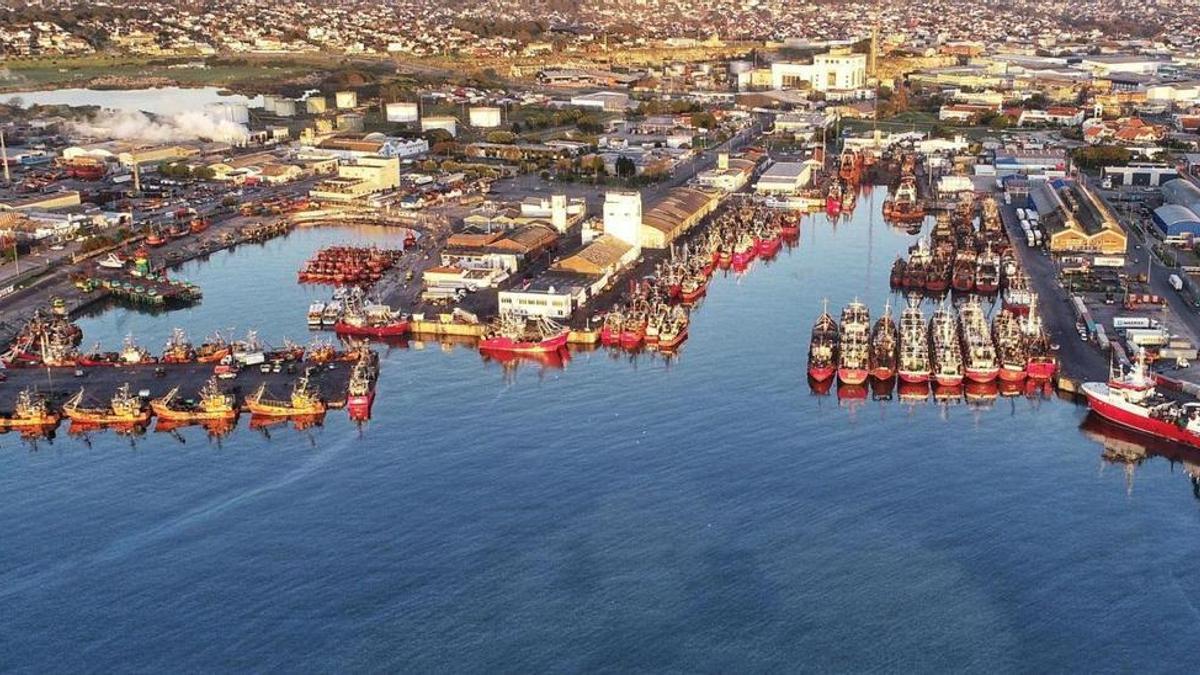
(479, 314, 570, 354)
(807, 301, 839, 382)
(1083, 349, 1200, 449)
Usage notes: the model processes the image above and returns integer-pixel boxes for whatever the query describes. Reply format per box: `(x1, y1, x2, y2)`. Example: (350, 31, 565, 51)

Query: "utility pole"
(0, 128, 10, 184)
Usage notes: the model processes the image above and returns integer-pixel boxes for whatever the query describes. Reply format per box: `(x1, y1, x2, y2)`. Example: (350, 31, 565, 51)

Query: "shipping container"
(1113, 316, 1152, 329)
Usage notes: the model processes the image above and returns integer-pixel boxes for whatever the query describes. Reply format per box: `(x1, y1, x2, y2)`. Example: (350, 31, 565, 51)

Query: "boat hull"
(837, 367, 869, 385)
(150, 402, 237, 421)
(964, 367, 999, 384)
(479, 330, 570, 354)
(333, 320, 410, 337)
(1084, 383, 1200, 449)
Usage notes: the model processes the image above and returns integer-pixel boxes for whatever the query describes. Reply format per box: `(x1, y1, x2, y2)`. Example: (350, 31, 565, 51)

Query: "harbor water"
(3, 186, 1200, 671)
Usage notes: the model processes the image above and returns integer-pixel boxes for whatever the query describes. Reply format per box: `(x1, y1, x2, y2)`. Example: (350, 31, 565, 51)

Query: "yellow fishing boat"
(246, 374, 326, 417)
(0, 388, 59, 428)
(150, 377, 238, 421)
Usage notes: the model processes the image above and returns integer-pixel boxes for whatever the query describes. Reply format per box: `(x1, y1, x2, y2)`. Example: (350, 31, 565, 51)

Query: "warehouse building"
(639, 187, 721, 249)
(1152, 204, 1200, 237)
(1031, 179, 1127, 255)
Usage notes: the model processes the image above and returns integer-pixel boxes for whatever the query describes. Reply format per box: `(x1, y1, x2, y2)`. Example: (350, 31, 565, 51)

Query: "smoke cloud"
(68, 109, 250, 144)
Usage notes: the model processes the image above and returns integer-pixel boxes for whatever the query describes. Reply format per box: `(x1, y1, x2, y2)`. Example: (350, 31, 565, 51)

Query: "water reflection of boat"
(154, 416, 238, 438)
(249, 414, 325, 432)
(837, 381, 868, 402)
(808, 375, 834, 396)
(898, 379, 929, 402)
(480, 346, 569, 370)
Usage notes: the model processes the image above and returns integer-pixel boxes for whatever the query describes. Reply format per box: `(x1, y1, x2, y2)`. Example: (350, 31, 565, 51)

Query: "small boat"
(0, 388, 59, 428)
(63, 383, 150, 426)
(307, 302, 326, 327)
(97, 253, 126, 269)
(246, 373, 327, 417)
(150, 377, 238, 422)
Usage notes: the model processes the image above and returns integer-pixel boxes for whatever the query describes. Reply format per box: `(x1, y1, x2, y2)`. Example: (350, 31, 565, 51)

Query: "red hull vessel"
(334, 320, 410, 338)
(1083, 355, 1200, 449)
(838, 367, 869, 386)
(480, 329, 570, 354)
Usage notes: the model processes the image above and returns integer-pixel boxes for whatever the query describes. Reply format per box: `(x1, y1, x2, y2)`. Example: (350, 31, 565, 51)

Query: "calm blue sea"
(2, 187, 1199, 672)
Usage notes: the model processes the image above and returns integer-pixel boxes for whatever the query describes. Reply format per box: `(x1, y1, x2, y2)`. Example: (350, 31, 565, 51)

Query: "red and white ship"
(479, 314, 570, 354)
(1083, 349, 1200, 449)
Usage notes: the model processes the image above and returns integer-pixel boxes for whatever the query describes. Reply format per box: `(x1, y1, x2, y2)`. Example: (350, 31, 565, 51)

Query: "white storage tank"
(262, 94, 280, 114)
(469, 105, 503, 128)
(306, 96, 327, 114)
(204, 102, 250, 124)
(275, 98, 297, 117)
(335, 91, 358, 109)
(338, 112, 365, 133)
(421, 116, 458, 137)
(386, 101, 420, 123)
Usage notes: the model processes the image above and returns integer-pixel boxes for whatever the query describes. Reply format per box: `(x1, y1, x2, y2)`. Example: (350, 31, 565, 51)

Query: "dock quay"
(0, 358, 360, 430)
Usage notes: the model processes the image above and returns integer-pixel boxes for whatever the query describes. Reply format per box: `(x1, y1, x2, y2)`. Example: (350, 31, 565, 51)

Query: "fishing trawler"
(898, 305, 931, 383)
(882, 177, 925, 223)
(890, 258, 907, 288)
(195, 332, 231, 363)
(1002, 272, 1033, 315)
(869, 303, 898, 381)
(160, 328, 196, 363)
(347, 353, 378, 420)
(480, 314, 570, 354)
(246, 373, 327, 417)
(807, 302, 839, 382)
(930, 305, 964, 386)
(837, 300, 870, 385)
(63, 383, 150, 426)
(1022, 300, 1058, 380)
(951, 248, 976, 293)
(680, 275, 708, 303)
(959, 299, 999, 383)
(926, 251, 952, 293)
(1, 388, 59, 429)
(974, 247, 1001, 294)
(656, 306, 690, 350)
(150, 377, 238, 422)
(335, 304, 409, 338)
(993, 309, 1028, 382)
(1083, 348, 1200, 448)
(826, 180, 843, 216)
(838, 149, 862, 183)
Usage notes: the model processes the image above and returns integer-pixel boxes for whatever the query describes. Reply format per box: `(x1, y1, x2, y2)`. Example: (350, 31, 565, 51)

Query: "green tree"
(615, 156, 636, 179)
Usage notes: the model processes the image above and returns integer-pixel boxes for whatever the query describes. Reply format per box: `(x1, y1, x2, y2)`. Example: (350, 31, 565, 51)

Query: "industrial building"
(1030, 179, 1127, 255)
(1154, 178, 1200, 236)
(1152, 204, 1200, 237)
(498, 272, 591, 319)
(308, 155, 400, 203)
(754, 161, 815, 194)
(639, 187, 720, 249)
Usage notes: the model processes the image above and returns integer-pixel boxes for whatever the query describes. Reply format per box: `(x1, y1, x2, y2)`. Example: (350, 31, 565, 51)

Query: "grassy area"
(1, 54, 331, 92)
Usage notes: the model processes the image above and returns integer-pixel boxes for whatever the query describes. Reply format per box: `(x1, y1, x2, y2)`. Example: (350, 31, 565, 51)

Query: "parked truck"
(1113, 316, 1158, 330)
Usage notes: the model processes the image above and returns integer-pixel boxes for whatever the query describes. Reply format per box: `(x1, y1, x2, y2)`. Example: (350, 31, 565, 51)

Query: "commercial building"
(1030, 179, 1126, 255)
(754, 161, 815, 194)
(569, 91, 631, 111)
(770, 49, 866, 92)
(1102, 163, 1177, 187)
(308, 155, 400, 203)
(498, 272, 590, 319)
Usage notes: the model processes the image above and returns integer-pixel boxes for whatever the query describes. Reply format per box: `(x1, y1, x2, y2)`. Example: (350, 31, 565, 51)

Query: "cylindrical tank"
(275, 99, 297, 117)
(306, 96, 327, 114)
(469, 106, 502, 128)
(386, 101, 420, 123)
(335, 91, 358, 109)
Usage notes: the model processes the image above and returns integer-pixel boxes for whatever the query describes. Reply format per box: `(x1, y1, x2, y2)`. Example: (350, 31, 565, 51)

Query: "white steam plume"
(69, 109, 250, 144)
